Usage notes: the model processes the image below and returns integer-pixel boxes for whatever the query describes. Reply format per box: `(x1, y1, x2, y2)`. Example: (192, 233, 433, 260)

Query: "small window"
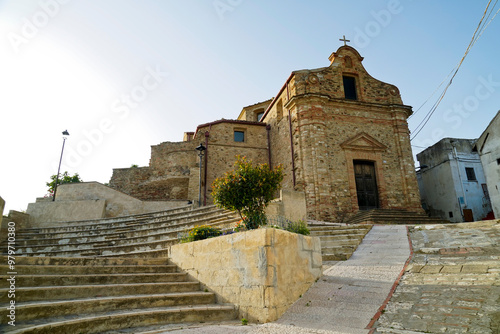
(465, 167, 476, 181)
(234, 130, 245, 142)
(449, 211, 453, 218)
(257, 112, 264, 121)
(497, 158, 500, 165)
(343, 76, 357, 100)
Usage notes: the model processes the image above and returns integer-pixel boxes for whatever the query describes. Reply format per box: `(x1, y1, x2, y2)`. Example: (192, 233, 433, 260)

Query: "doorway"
(354, 161, 379, 210)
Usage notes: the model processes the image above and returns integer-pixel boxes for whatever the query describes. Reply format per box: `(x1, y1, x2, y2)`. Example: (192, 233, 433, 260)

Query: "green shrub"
(284, 220, 310, 236)
(181, 225, 221, 243)
(212, 156, 283, 230)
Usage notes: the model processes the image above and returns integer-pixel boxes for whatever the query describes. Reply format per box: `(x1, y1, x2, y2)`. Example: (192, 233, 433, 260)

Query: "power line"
(410, 0, 499, 141)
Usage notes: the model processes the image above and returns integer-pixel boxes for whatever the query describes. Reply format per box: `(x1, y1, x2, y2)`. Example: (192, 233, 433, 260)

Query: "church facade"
(110, 45, 423, 221)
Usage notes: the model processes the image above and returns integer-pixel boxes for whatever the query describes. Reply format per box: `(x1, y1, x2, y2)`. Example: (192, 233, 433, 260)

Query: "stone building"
(417, 138, 492, 223)
(110, 45, 424, 221)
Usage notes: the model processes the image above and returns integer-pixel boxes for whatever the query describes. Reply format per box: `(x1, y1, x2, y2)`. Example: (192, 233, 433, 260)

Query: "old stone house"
(110, 45, 423, 221)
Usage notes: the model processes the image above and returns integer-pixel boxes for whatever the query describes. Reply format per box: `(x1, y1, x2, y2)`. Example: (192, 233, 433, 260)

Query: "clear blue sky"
(1, 0, 499, 213)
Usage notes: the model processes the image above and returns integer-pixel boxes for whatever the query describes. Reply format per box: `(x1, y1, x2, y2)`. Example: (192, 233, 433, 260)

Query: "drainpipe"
(286, 83, 296, 187)
(451, 144, 466, 220)
(266, 124, 272, 167)
(203, 131, 209, 206)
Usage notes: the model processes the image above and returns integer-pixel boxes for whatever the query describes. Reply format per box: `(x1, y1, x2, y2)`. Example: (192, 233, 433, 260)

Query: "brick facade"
(110, 45, 423, 221)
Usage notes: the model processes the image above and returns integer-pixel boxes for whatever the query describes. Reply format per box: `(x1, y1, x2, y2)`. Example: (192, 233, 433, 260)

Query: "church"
(109, 44, 424, 222)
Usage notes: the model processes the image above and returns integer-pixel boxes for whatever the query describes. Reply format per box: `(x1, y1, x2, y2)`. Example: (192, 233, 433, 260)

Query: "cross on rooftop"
(339, 35, 350, 46)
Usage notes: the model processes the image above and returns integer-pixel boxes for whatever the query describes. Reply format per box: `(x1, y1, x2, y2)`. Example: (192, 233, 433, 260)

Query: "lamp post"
(195, 143, 206, 207)
(53, 130, 70, 201)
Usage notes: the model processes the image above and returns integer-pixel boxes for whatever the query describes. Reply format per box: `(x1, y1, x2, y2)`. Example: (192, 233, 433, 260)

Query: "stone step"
(15, 211, 237, 242)
(0, 255, 168, 266)
(1, 281, 202, 303)
(309, 229, 369, 237)
(321, 246, 355, 254)
(13, 217, 239, 257)
(2, 272, 188, 287)
(0, 304, 236, 334)
(12, 215, 238, 247)
(311, 232, 366, 239)
(345, 209, 449, 225)
(307, 225, 372, 231)
(0, 264, 177, 275)
(319, 238, 361, 247)
(17, 205, 227, 234)
(0, 292, 216, 323)
(322, 253, 352, 261)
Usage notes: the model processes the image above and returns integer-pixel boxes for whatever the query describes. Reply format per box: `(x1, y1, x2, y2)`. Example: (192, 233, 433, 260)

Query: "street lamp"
(53, 130, 70, 201)
(195, 143, 206, 207)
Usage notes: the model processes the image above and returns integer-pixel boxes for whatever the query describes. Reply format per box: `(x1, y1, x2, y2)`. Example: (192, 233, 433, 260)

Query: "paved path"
(155, 225, 411, 334)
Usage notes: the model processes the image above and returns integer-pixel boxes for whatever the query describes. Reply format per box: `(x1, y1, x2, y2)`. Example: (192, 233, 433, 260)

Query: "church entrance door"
(354, 161, 379, 210)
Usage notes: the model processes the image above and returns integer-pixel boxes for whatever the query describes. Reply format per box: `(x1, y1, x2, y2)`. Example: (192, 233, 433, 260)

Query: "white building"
(417, 138, 492, 223)
(475, 110, 500, 219)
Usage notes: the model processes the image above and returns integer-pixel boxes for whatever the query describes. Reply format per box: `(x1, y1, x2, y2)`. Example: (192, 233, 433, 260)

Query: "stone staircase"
(345, 209, 450, 225)
(0, 205, 241, 333)
(308, 224, 372, 261)
(0, 256, 236, 333)
(10, 205, 240, 258)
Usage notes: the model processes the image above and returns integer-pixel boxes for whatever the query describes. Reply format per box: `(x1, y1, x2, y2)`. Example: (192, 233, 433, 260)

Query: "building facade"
(475, 110, 500, 218)
(110, 45, 424, 221)
(417, 138, 492, 223)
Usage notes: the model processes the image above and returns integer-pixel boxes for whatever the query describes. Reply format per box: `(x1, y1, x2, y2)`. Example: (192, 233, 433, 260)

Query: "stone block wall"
(169, 228, 322, 323)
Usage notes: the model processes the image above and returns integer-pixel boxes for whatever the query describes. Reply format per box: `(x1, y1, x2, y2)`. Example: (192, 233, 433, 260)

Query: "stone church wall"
(262, 46, 422, 221)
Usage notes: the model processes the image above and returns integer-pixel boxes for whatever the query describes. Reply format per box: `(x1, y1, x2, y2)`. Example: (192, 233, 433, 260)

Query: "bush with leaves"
(212, 156, 283, 230)
(284, 220, 310, 236)
(181, 225, 222, 243)
(46, 172, 82, 196)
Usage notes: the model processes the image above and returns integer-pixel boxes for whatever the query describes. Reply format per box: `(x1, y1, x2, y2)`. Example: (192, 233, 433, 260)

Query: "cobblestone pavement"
(374, 220, 500, 334)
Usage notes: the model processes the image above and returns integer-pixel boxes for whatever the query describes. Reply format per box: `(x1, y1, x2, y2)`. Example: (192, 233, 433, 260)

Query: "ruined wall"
(110, 141, 198, 201)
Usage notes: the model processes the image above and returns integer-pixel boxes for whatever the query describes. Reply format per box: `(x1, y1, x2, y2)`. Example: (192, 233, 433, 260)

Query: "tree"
(46, 172, 83, 196)
(211, 156, 283, 230)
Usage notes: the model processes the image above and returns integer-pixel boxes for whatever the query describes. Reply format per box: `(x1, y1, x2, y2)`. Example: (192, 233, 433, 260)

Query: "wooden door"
(354, 161, 379, 210)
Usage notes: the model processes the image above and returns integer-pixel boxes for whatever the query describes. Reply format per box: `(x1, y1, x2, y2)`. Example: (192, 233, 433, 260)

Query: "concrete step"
(0, 292, 217, 323)
(0, 304, 236, 334)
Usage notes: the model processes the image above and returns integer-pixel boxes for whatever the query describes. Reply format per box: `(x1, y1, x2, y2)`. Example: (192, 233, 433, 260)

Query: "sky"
(1, 0, 499, 213)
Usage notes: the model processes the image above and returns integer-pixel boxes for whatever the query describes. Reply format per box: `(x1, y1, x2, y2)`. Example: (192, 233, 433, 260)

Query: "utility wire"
(410, 0, 499, 140)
